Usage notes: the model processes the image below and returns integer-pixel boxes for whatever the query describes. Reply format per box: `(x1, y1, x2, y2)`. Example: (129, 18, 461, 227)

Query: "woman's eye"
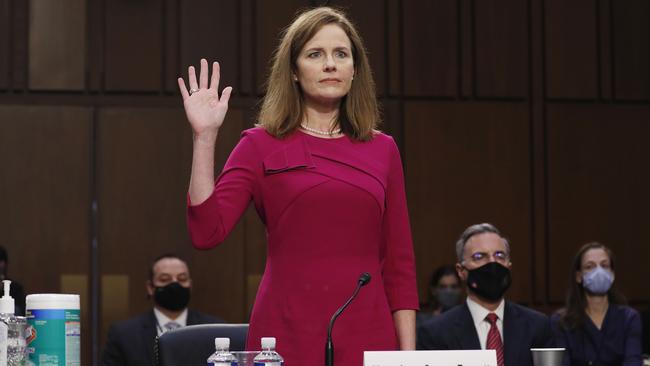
(308, 52, 320, 58)
(336, 51, 347, 58)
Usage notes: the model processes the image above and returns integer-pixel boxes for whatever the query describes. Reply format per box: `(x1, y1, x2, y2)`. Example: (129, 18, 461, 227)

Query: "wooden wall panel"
(104, 0, 162, 91)
(404, 101, 532, 303)
(256, 0, 310, 93)
(28, 0, 86, 90)
(163, 0, 180, 93)
(545, 0, 598, 99)
(0, 0, 9, 90)
(612, 0, 650, 100)
(546, 104, 650, 303)
(180, 1, 239, 94)
(402, 1, 457, 97)
(474, 0, 527, 98)
(0, 105, 92, 364)
(10, 0, 27, 90)
(96, 107, 248, 346)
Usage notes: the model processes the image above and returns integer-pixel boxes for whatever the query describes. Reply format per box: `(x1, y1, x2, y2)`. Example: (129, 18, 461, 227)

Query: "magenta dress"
(187, 127, 418, 366)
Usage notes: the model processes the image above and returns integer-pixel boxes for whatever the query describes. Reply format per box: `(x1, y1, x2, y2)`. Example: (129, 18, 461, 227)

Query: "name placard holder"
(364, 349, 497, 366)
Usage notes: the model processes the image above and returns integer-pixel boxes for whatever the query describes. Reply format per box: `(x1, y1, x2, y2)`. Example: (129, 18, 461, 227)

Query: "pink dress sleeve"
(186, 131, 261, 249)
(382, 137, 420, 311)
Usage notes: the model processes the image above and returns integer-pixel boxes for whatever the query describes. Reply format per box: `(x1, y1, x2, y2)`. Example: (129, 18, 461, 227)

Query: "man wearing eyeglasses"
(417, 223, 553, 366)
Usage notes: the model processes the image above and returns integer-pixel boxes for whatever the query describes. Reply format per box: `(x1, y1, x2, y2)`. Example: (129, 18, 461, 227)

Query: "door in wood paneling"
(404, 101, 532, 302)
(546, 104, 650, 303)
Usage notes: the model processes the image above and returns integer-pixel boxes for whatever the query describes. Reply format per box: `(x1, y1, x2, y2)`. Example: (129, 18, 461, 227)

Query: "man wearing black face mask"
(417, 223, 553, 366)
(101, 254, 223, 366)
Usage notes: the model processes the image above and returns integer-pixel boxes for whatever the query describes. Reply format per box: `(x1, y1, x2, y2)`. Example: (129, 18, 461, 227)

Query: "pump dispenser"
(0, 280, 15, 314)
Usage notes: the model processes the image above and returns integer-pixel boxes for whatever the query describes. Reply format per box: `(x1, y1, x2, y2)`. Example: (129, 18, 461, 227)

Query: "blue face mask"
(582, 266, 614, 295)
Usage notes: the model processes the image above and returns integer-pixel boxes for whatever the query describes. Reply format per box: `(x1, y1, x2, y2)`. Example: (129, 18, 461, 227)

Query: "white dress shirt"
(153, 307, 188, 336)
(466, 297, 505, 349)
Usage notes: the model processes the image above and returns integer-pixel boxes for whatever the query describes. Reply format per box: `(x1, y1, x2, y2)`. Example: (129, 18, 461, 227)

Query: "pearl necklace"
(300, 123, 341, 136)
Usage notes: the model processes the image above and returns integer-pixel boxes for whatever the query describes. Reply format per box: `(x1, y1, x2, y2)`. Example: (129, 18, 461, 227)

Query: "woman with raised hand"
(177, 7, 418, 366)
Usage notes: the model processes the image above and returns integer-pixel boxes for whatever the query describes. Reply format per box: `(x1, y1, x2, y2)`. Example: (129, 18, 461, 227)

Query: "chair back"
(155, 323, 248, 366)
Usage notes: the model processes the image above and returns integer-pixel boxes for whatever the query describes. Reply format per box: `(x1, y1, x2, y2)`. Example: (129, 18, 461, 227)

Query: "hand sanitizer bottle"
(0, 280, 28, 366)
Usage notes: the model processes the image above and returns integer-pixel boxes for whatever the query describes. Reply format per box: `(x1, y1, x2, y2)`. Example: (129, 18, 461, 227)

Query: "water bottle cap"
(260, 337, 276, 349)
(214, 337, 230, 349)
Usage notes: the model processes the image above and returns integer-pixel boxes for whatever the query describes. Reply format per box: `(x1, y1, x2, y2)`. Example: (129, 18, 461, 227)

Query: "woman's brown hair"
(257, 7, 380, 141)
(559, 242, 626, 330)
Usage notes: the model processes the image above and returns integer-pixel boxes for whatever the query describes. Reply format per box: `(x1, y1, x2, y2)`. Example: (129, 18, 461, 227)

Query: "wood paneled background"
(1, 0, 649, 364)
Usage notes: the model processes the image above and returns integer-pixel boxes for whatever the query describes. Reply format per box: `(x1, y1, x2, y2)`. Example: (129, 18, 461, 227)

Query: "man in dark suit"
(101, 254, 223, 366)
(417, 223, 553, 366)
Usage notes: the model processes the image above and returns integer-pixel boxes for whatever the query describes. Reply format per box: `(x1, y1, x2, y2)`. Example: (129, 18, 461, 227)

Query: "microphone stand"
(325, 273, 371, 366)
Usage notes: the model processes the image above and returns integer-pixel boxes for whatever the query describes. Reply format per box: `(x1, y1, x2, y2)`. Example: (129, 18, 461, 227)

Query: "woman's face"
(576, 248, 613, 284)
(294, 24, 355, 108)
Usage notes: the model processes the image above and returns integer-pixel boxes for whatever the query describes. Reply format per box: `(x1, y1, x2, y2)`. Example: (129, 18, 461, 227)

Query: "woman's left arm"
(393, 309, 416, 350)
(381, 136, 419, 348)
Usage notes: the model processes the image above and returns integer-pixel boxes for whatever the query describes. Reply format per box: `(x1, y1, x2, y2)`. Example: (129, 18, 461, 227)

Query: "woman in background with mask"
(551, 242, 642, 366)
(416, 265, 462, 327)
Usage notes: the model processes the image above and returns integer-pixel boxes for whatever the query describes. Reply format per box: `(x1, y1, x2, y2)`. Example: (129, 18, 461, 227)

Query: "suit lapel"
(503, 302, 522, 366)
(142, 310, 158, 364)
(455, 303, 481, 349)
(186, 309, 198, 325)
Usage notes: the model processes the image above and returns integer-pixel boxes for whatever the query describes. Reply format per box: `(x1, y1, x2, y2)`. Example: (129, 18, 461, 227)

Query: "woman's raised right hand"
(177, 59, 232, 138)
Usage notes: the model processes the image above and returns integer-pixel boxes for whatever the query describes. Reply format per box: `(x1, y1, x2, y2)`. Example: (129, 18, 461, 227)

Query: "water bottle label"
(253, 363, 282, 366)
(207, 362, 237, 366)
(0, 321, 7, 366)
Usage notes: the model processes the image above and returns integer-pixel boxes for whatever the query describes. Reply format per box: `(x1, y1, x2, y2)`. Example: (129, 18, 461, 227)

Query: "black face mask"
(465, 262, 511, 302)
(153, 282, 191, 311)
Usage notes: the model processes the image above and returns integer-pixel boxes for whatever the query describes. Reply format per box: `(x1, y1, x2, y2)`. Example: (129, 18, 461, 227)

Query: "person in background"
(551, 242, 642, 366)
(417, 223, 553, 366)
(101, 254, 223, 366)
(0, 245, 26, 316)
(416, 265, 462, 327)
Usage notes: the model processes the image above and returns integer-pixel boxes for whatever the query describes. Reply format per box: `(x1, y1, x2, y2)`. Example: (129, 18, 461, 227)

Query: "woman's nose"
(323, 55, 336, 71)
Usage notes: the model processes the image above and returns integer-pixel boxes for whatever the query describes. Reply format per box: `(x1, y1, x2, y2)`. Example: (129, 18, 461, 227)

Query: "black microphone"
(325, 272, 372, 366)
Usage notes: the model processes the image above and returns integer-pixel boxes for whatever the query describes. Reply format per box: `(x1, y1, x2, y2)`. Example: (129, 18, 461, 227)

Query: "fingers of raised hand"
(177, 77, 190, 100)
(219, 86, 233, 106)
(188, 65, 199, 92)
(199, 59, 209, 89)
(210, 62, 220, 92)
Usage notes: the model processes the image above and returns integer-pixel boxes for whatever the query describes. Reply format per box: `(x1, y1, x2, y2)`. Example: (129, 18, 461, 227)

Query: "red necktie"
(486, 313, 504, 366)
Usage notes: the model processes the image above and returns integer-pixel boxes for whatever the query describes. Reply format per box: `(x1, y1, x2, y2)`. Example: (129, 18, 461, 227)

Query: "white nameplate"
(364, 349, 497, 366)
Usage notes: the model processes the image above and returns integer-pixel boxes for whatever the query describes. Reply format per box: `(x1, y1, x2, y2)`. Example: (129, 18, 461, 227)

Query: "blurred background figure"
(551, 242, 642, 366)
(101, 253, 223, 366)
(417, 265, 462, 327)
(0, 245, 26, 316)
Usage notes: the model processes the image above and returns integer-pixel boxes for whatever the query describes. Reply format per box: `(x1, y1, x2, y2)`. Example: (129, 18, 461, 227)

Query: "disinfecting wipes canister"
(26, 294, 80, 366)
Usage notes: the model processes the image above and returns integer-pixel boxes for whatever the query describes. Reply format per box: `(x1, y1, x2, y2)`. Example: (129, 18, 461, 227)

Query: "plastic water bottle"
(253, 337, 284, 366)
(207, 337, 237, 366)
